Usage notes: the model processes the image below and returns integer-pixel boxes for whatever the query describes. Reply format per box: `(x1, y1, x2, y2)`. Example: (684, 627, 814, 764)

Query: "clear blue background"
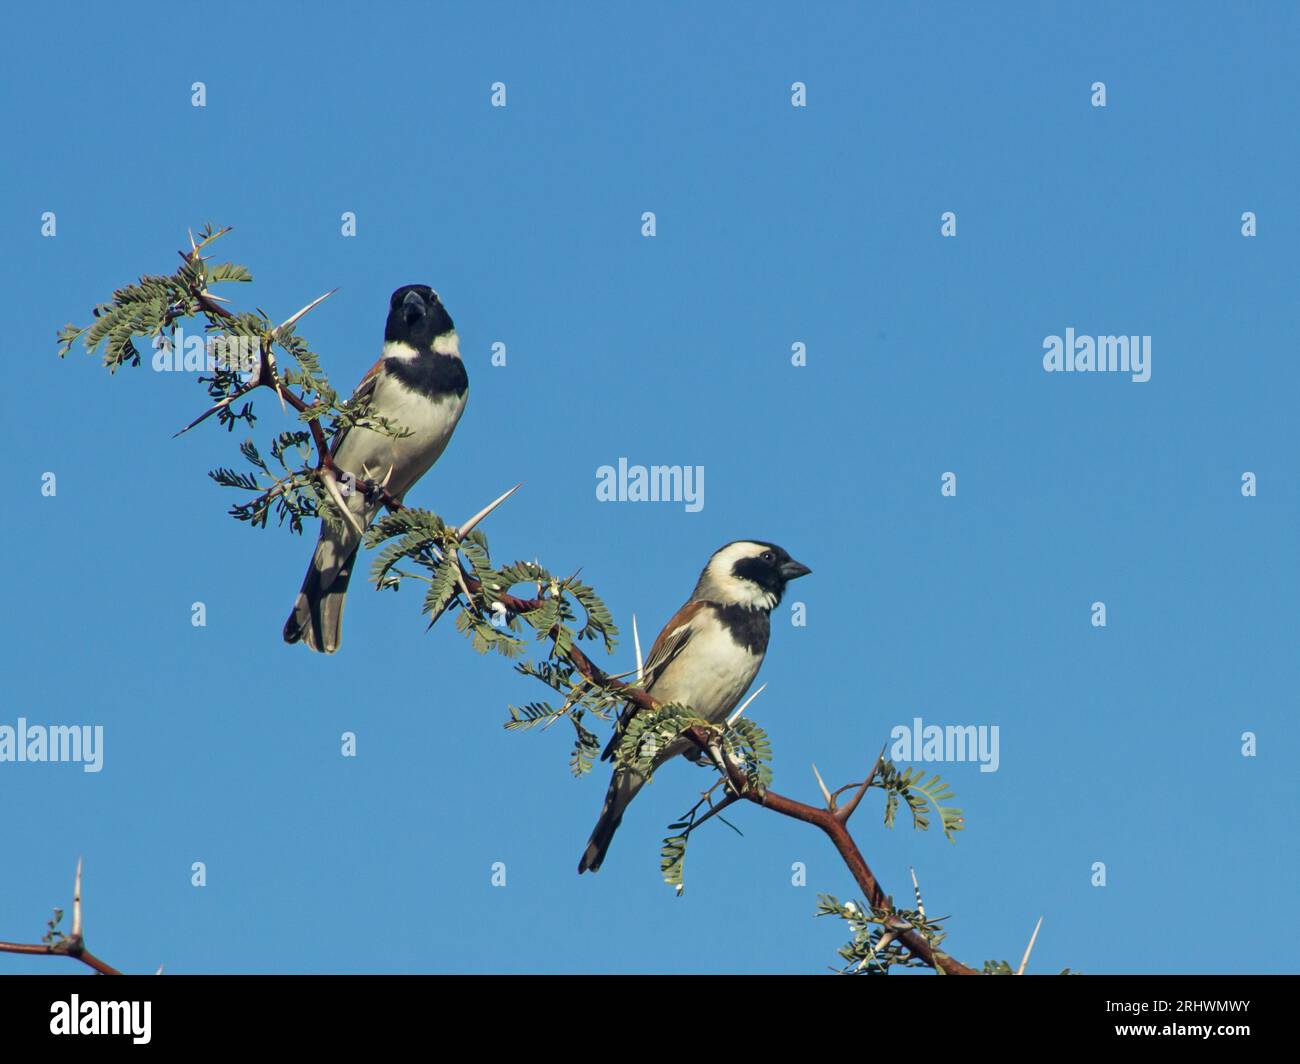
(2, 1, 1296, 974)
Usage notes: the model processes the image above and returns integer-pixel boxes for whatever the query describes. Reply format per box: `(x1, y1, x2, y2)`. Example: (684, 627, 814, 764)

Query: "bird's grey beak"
(402, 289, 427, 322)
(780, 559, 812, 580)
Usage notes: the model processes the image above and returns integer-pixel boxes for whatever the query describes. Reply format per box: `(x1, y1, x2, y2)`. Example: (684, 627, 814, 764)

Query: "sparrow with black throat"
(284, 284, 468, 654)
(578, 540, 811, 873)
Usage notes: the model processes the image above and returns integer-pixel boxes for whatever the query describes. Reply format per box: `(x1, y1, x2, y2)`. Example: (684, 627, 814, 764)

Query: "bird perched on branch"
(284, 285, 468, 653)
(578, 540, 811, 873)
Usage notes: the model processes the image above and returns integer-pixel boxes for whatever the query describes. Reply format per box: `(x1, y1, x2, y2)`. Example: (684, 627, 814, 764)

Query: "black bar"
(0, 973, 1287, 1050)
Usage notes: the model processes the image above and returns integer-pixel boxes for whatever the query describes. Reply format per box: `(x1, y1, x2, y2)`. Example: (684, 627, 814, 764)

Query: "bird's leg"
(358, 463, 401, 512)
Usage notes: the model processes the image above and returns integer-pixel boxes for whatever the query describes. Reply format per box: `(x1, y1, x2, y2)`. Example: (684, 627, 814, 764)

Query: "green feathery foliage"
(57, 224, 407, 538)
(367, 515, 620, 664)
(815, 894, 954, 975)
(873, 761, 965, 841)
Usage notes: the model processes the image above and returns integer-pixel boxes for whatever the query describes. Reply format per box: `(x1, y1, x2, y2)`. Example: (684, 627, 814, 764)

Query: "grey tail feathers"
(600, 703, 638, 762)
(283, 538, 360, 654)
(578, 767, 646, 874)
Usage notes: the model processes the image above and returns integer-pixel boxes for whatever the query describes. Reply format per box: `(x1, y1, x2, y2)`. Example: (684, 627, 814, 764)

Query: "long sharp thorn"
(597, 666, 642, 682)
(632, 615, 644, 684)
(276, 288, 339, 336)
(726, 682, 767, 725)
(322, 469, 364, 536)
(1017, 916, 1043, 975)
(71, 858, 83, 939)
(811, 762, 834, 810)
(172, 389, 249, 438)
(452, 558, 476, 611)
(455, 483, 522, 540)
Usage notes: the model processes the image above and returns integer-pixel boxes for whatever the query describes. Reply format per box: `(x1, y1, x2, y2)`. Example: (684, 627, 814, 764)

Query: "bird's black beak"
(779, 558, 812, 580)
(402, 289, 427, 323)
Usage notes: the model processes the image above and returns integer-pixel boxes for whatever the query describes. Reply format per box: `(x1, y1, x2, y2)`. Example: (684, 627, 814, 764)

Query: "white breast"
(335, 373, 467, 499)
(648, 612, 764, 724)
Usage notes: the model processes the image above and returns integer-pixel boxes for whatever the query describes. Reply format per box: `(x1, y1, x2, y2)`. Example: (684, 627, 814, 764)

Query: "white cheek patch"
(383, 334, 461, 359)
(381, 340, 420, 361)
(725, 579, 777, 611)
(706, 567, 777, 611)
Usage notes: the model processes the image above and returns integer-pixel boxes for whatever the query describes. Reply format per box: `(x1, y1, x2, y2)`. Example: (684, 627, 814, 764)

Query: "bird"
(283, 284, 469, 653)
(578, 540, 811, 873)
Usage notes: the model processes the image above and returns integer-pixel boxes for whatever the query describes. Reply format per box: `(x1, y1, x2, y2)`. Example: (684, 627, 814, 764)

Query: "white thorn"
(172, 394, 238, 437)
(322, 468, 364, 536)
(451, 555, 477, 610)
(455, 483, 522, 540)
(254, 345, 288, 415)
(599, 666, 643, 683)
(632, 614, 644, 684)
(155, 964, 165, 975)
(811, 762, 834, 809)
(362, 462, 395, 498)
(1017, 916, 1043, 975)
(726, 682, 767, 725)
(910, 866, 925, 919)
(276, 288, 338, 335)
(72, 858, 83, 939)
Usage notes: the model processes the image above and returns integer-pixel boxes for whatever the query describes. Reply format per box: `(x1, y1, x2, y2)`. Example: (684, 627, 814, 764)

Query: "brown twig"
(705, 740, 973, 974)
(0, 860, 123, 975)
(836, 746, 887, 824)
(679, 790, 744, 836)
(175, 236, 335, 467)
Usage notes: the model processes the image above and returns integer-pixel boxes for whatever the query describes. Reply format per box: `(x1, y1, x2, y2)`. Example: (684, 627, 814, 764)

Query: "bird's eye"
(761, 551, 775, 563)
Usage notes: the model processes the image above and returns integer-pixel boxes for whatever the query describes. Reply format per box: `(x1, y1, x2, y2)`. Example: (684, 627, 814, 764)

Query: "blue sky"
(2, 1, 1297, 974)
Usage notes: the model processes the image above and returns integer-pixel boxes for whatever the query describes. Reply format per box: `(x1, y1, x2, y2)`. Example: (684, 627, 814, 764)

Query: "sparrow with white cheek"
(578, 540, 812, 873)
(283, 285, 469, 653)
